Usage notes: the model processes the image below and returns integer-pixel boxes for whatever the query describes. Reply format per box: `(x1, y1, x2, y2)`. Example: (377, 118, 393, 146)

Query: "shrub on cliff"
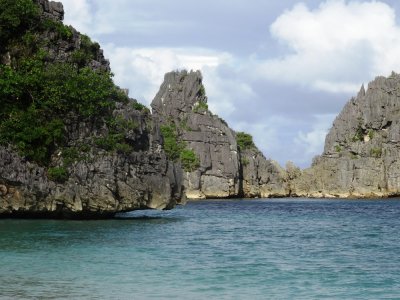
(160, 124, 185, 161)
(236, 132, 255, 150)
(160, 123, 200, 171)
(180, 149, 200, 172)
(0, 0, 39, 52)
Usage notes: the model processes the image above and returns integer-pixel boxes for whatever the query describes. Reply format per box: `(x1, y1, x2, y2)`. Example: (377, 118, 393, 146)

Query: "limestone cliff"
(0, 0, 183, 218)
(0, 102, 184, 218)
(151, 70, 286, 199)
(291, 72, 400, 198)
(240, 148, 287, 198)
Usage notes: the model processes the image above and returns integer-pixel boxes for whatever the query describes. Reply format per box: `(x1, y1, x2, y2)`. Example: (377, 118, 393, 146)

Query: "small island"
(1, 0, 400, 219)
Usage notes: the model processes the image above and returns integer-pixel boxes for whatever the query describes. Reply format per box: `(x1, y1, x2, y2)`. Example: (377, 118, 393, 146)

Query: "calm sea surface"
(1, 199, 400, 299)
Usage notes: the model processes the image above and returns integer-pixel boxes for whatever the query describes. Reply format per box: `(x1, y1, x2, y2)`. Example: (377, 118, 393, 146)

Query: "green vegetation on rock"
(368, 129, 374, 140)
(160, 123, 199, 171)
(193, 101, 208, 113)
(95, 116, 138, 154)
(0, 0, 129, 165)
(47, 166, 68, 183)
(236, 132, 255, 150)
(132, 101, 150, 113)
(180, 149, 200, 172)
(0, 0, 40, 52)
(370, 147, 382, 158)
(241, 157, 249, 167)
(352, 121, 365, 142)
(160, 123, 185, 161)
(198, 84, 206, 97)
(335, 145, 342, 153)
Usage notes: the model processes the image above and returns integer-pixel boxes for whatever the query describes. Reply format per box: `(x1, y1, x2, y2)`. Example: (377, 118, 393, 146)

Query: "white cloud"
(59, 0, 400, 167)
(102, 45, 233, 105)
(61, 0, 93, 34)
(62, 0, 191, 37)
(256, 0, 400, 93)
(203, 70, 256, 117)
(294, 114, 336, 164)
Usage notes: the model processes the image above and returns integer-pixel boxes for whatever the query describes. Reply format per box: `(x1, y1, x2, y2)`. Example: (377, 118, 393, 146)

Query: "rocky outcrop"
(291, 72, 400, 198)
(0, 102, 184, 218)
(35, 0, 64, 21)
(240, 148, 287, 198)
(0, 0, 183, 218)
(151, 70, 287, 199)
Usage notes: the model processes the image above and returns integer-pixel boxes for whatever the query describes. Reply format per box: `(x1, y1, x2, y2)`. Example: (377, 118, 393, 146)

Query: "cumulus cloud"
(294, 114, 336, 164)
(102, 45, 233, 105)
(61, 0, 93, 34)
(59, 0, 400, 167)
(256, 0, 400, 93)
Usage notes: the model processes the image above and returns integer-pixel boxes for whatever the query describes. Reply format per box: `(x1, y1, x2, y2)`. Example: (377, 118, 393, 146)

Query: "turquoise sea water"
(1, 199, 400, 299)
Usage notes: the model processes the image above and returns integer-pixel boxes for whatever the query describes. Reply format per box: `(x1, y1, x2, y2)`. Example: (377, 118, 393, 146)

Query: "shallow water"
(1, 198, 400, 299)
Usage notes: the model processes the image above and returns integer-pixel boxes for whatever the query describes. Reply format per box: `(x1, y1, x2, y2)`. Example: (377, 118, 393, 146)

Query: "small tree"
(180, 149, 200, 172)
(236, 132, 255, 150)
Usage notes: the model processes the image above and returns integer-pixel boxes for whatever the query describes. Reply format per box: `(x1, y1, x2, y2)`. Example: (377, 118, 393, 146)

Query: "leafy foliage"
(368, 129, 374, 140)
(0, 56, 125, 163)
(352, 120, 365, 142)
(0, 0, 129, 165)
(0, 0, 39, 52)
(236, 132, 255, 150)
(95, 116, 138, 154)
(193, 101, 208, 113)
(70, 34, 101, 68)
(241, 157, 249, 167)
(180, 149, 199, 172)
(42, 19, 73, 40)
(160, 124, 185, 161)
(198, 84, 206, 97)
(47, 166, 68, 183)
(370, 148, 382, 158)
(160, 123, 199, 170)
(132, 101, 150, 113)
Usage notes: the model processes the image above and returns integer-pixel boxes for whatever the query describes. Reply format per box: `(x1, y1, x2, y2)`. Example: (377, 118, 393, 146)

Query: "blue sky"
(61, 0, 400, 167)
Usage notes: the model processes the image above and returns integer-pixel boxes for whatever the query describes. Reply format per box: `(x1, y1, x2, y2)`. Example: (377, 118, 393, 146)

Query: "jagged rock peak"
(151, 70, 207, 120)
(151, 69, 288, 199)
(357, 84, 366, 98)
(290, 71, 400, 198)
(34, 0, 64, 21)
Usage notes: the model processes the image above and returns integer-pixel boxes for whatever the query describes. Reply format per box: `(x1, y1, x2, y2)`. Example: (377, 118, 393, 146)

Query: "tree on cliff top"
(0, 0, 128, 164)
(0, 0, 39, 53)
(236, 132, 255, 150)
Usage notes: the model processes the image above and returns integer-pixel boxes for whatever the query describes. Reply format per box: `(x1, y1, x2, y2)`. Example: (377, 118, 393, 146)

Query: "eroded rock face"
(291, 73, 400, 198)
(0, 0, 183, 218)
(32, 0, 110, 71)
(0, 102, 184, 218)
(151, 70, 287, 199)
(34, 0, 64, 21)
(151, 71, 241, 198)
(240, 149, 287, 198)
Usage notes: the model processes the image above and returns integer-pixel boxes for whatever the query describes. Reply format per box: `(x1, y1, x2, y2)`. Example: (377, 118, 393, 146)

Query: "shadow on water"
(113, 209, 186, 223)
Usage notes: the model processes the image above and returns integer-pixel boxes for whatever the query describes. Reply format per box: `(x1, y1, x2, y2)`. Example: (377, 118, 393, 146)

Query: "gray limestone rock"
(291, 72, 400, 198)
(35, 0, 64, 21)
(0, 102, 184, 218)
(240, 148, 287, 198)
(0, 0, 183, 218)
(151, 70, 287, 199)
(152, 71, 241, 198)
